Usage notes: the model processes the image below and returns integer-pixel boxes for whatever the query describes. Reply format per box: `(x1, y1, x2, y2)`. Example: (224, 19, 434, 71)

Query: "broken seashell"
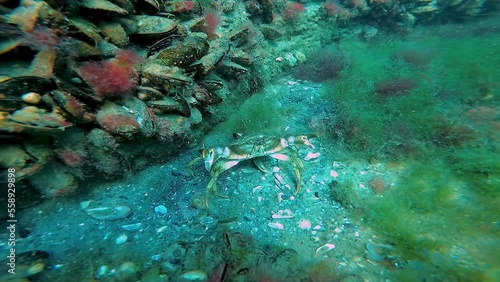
(268, 222, 284, 230)
(157, 226, 169, 233)
(80, 200, 92, 210)
(115, 234, 128, 245)
(272, 209, 295, 219)
(315, 243, 336, 256)
(252, 185, 263, 194)
(304, 152, 321, 161)
(120, 223, 142, 231)
(178, 270, 208, 282)
(85, 205, 131, 220)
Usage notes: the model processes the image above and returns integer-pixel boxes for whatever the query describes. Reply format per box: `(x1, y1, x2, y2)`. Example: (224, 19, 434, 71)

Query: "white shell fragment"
(115, 234, 128, 245)
(268, 222, 284, 230)
(271, 209, 295, 219)
(85, 205, 131, 220)
(315, 243, 336, 256)
(304, 152, 321, 161)
(178, 270, 208, 281)
(157, 225, 169, 233)
(252, 185, 263, 194)
(80, 200, 92, 210)
(120, 223, 142, 231)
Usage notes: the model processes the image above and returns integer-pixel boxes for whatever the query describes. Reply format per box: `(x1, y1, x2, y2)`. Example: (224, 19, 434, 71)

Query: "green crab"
(191, 134, 316, 206)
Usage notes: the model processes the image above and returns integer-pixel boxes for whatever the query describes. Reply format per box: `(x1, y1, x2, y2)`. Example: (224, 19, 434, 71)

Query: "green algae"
(210, 91, 288, 136)
(322, 27, 500, 281)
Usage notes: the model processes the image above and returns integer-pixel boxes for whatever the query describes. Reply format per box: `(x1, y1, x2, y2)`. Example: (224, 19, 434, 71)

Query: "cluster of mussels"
(0, 0, 254, 197)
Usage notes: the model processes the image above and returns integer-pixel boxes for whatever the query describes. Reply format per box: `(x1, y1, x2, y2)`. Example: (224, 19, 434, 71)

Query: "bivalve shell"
(85, 205, 131, 220)
(120, 223, 142, 231)
(315, 243, 336, 256)
(125, 16, 177, 35)
(178, 270, 208, 282)
(96, 102, 140, 136)
(80, 0, 128, 15)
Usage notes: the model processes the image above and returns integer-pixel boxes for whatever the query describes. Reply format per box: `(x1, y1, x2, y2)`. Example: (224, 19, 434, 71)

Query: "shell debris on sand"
(272, 209, 295, 219)
(268, 222, 285, 230)
(315, 243, 336, 256)
(115, 234, 128, 245)
(84, 205, 131, 220)
(178, 270, 208, 281)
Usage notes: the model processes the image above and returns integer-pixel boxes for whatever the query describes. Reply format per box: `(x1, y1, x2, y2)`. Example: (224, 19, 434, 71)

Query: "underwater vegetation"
(320, 25, 499, 281)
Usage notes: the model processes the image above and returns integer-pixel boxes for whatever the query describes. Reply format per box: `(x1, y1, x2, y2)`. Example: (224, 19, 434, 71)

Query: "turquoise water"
(0, 0, 499, 281)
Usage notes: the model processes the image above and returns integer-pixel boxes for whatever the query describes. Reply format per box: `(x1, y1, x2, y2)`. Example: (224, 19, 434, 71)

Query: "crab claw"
(293, 134, 316, 149)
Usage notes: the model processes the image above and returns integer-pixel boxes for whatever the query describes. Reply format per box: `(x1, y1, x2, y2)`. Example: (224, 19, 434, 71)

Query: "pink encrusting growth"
(283, 2, 305, 21)
(321, 2, 351, 19)
(173, 0, 195, 12)
(202, 10, 221, 35)
(22, 25, 61, 50)
(56, 148, 86, 167)
(77, 50, 143, 98)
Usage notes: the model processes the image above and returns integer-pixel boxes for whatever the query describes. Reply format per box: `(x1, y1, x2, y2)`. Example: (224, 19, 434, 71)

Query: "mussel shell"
(1, 107, 73, 134)
(49, 90, 95, 123)
(67, 17, 103, 45)
(79, 0, 128, 15)
(125, 15, 177, 35)
(141, 61, 193, 85)
(148, 94, 191, 118)
(184, 39, 229, 77)
(227, 27, 250, 46)
(0, 37, 22, 55)
(0, 76, 57, 97)
(149, 36, 209, 67)
(54, 78, 102, 104)
(0, 22, 23, 37)
(215, 61, 249, 79)
(147, 97, 186, 115)
(147, 33, 183, 57)
(199, 79, 224, 91)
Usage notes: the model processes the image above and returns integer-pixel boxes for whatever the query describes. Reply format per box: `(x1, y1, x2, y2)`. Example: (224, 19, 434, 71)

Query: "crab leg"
(206, 160, 240, 206)
(268, 149, 304, 195)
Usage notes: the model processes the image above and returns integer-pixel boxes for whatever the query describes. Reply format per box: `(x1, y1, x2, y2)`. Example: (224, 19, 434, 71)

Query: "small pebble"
(95, 265, 109, 279)
(154, 205, 167, 215)
(151, 254, 162, 261)
(114, 262, 138, 281)
(115, 234, 128, 245)
(21, 92, 42, 104)
(157, 226, 168, 233)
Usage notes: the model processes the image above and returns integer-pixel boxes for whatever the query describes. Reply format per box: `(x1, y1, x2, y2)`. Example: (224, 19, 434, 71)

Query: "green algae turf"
(322, 29, 499, 281)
